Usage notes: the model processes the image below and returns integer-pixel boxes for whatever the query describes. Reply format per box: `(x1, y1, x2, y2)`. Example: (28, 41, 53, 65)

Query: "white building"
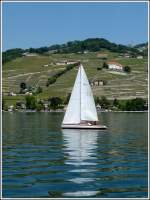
(108, 62, 123, 71)
(56, 60, 77, 66)
(137, 55, 143, 59)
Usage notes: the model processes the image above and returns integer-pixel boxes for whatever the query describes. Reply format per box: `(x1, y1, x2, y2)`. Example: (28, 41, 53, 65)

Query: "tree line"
(46, 63, 78, 87)
(2, 48, 24, 64)
(3, 38, 141, 64)
(94, 96, 147, 111)
(2, 94, 147, 111)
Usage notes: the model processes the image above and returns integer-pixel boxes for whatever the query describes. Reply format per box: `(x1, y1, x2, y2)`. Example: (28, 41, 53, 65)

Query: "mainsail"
(62, 64, 98, 125)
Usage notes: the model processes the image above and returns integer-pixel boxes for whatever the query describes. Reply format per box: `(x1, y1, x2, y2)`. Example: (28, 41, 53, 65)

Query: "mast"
(80, 64, 81, 123)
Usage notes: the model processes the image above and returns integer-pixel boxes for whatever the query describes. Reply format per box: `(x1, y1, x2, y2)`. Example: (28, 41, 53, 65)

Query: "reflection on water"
(63, 129, 98, 165)
(2, 112, 148, 198)
(62, 129, 100, 197)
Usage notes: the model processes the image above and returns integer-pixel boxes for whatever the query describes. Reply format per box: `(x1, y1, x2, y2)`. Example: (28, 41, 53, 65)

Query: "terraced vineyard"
(2, 51, 148, 105)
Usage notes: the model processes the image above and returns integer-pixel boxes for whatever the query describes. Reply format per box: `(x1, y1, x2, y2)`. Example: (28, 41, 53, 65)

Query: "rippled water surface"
(3, 112, 148, 198)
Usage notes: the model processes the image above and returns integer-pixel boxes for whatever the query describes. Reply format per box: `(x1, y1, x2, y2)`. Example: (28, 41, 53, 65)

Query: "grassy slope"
(2, 51, 148, 106)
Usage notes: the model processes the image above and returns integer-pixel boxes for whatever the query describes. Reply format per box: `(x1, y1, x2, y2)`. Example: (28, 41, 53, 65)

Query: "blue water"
(2, 112, 148, 198)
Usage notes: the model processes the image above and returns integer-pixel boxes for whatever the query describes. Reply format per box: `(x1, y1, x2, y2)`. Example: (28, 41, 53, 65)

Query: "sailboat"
(61, 64, 107, 129)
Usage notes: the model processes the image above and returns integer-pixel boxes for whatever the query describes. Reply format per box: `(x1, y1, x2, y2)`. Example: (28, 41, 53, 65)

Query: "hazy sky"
(2, 2, 148, 50)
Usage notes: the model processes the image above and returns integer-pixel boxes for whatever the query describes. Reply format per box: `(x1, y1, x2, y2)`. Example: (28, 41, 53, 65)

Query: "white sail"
(62, 67, 81, 124)
(62, 64, 98, 125)
(80, 65, 98, 122)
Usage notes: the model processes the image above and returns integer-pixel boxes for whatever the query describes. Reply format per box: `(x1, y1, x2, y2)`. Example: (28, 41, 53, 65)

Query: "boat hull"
(61, 124, 107, 130)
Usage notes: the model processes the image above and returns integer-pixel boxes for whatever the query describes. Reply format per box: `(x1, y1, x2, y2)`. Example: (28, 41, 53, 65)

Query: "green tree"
(25, 95, 37, 109)
(99, 96, 110, 109)
(20, 82, 27, 90)
(49, 97, 63, 110)
(20, 83, 27, 94)
(118, 98, 146, 111)
(46, 64, 77, 87)
(2, 48, 23, 64)
(97, 67, 102, 70)
(113, 98, 119, 107)
(94, 96, 100, 105)
(36, 100, 44, 111)
(36, 86, 43, 94)
(103, 62, 108, 69)
(46, 77, 57, 86)
(36, 103, 44, 111)
(129, 98, 146, 111)
(123, 66, 131, 73)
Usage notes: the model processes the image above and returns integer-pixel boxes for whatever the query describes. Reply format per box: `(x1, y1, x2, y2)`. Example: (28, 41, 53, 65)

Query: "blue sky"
(2, 2, 148, 50)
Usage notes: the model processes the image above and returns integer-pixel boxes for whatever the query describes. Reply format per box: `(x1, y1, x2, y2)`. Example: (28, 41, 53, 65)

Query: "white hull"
(61, 124, 107, 130)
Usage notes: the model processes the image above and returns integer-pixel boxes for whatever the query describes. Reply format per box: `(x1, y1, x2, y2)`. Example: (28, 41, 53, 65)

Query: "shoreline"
(2, 110, 148, 113)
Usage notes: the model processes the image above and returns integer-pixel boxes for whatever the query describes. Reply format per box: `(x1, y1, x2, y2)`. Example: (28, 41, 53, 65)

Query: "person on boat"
(87, 121, 97, 126)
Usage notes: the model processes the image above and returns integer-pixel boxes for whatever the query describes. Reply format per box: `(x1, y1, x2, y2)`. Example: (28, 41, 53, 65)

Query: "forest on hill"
(3, 38, 147, 64)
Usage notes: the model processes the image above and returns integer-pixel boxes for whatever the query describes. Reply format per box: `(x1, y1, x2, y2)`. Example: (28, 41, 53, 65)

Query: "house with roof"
(107, 61, 123, 71)
(89, 79, 107, 87)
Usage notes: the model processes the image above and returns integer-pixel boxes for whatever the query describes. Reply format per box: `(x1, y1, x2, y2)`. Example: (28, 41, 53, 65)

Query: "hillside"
(134, 42, 148, 49)
(134, 42, 148, 57)
(3, 49, 148, 106)
(3, 38, 140, 64)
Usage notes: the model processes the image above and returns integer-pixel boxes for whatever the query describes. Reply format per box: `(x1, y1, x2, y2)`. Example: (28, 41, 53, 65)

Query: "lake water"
(2, 112, 148, 198)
